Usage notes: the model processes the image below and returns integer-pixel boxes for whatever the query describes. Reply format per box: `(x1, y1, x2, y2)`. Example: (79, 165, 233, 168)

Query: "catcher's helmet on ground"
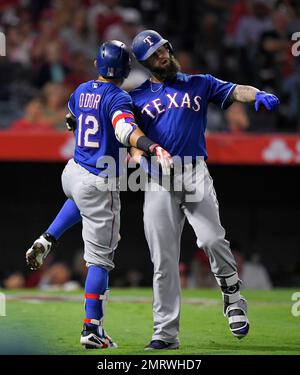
(132, 30, 173, 61)
(96, 40, 131, 78)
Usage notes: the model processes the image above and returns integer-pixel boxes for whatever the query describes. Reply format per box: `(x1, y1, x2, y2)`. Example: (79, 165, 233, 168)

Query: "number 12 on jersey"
(77, 114, 100, 148)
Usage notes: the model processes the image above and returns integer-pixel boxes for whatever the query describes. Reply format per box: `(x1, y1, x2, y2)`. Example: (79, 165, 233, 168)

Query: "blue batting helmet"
(132, 30, 173, 61)
(96, 40, 131, 78)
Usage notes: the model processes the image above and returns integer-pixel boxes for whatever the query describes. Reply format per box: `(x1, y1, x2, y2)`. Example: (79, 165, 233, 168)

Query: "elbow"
(115, 122, 137, 146)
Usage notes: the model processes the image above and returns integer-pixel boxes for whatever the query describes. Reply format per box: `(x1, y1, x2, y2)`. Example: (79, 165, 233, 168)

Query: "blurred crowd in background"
(0, 242, 276, 290)
(1, 0, 300, 133)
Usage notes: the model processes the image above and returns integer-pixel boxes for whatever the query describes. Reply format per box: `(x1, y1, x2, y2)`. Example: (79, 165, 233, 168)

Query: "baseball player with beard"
(26, 30, 279, 350)
(130, 30, 278, 349)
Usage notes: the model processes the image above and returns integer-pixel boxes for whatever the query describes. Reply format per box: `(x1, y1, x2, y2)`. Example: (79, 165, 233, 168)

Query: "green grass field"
(0, 288, 299, 355)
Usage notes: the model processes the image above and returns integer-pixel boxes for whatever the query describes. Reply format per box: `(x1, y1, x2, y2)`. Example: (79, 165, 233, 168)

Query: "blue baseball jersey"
(130, 72, 236, 160)
(68, 80, 134, 176)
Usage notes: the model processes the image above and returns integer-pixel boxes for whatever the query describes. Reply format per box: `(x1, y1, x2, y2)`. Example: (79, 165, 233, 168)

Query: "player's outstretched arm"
(231, 85, 280, 111)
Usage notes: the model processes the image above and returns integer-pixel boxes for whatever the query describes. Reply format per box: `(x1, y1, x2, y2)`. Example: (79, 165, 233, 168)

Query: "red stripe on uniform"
(112, 113, 134, 128)
(84, 293, 100, 299)
(84, 318, 100, 325)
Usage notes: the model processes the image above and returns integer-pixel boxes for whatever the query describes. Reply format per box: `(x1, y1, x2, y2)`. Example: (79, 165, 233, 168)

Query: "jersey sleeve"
(107, 90, 137, 146)
(205, 74, 237, 110)
(107, 90, 135, 121)
(68, 92, 76, 116)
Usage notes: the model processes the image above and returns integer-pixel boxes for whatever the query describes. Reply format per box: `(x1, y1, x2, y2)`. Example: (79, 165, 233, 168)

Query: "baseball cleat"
(80, 324, 117, 349)
(225, 297, 249, 339)
(26, 233, 56, 270)
(144, 340, 179, 350)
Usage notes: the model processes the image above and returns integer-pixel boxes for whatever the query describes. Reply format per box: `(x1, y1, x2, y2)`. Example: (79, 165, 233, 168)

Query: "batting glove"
(66, 113, 76, 131)
(255, 91, 280, 112)
(149, 144, 173, 175)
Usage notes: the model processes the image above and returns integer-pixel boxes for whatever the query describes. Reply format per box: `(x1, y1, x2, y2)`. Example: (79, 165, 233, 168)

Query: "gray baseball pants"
(62, 159, 120, 271)
(143, 160, 238, 344)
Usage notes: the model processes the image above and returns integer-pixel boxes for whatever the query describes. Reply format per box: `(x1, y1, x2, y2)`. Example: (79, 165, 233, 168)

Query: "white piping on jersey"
(68, 102, 76, 117)
(221, 84, 237, 110)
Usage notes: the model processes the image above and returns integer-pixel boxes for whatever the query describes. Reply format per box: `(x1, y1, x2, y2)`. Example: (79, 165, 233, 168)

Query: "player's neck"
(150, 75, 164, 84)
(96, 76, 123, 87)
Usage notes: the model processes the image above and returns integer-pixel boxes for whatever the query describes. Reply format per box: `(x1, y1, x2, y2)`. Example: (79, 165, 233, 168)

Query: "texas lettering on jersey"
(141, 92, 202, 119)
(130, 72, 236, 160)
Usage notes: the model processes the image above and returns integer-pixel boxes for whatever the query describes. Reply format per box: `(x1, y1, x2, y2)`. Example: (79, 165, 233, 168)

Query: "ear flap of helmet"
(165, 42, 174, 56)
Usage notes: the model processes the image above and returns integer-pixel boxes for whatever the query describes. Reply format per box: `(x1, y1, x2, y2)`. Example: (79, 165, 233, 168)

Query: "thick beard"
(149, 55, 181, 82)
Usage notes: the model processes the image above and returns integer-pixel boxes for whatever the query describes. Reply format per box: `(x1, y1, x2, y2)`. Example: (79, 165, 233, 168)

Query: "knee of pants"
(200, 237, 233, 262)
(86, 261, 113, 273)
(84, 249, 115, 273)
(197, 231, 225, 249)
(152, 254, 180, 274)
(197, 226, 225, 248)
(153, 267, 180, 283)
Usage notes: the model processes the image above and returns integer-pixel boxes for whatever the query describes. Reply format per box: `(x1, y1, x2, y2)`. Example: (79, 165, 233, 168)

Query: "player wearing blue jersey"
(26, 31, 280, 350)
(26, 40, 172, 350)
(130, 30, 279, 350)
